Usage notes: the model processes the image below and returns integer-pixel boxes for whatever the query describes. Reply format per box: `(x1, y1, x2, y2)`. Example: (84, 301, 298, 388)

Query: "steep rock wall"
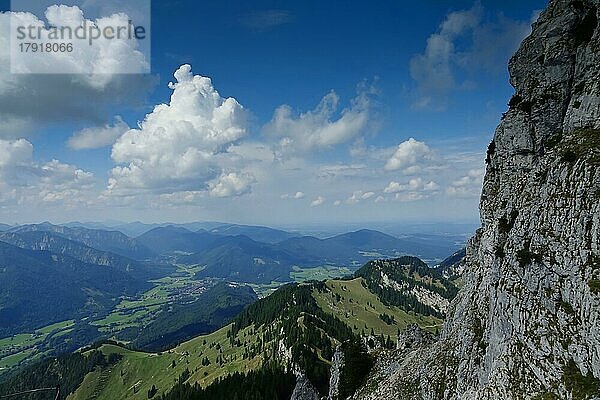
(356, 0, 600, 398)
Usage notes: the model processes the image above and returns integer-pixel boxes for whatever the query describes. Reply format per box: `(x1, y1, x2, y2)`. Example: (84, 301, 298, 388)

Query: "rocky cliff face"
(290, 374, 320, 400)
(356, 0, 600, 399)
(328, 346, 345, 400)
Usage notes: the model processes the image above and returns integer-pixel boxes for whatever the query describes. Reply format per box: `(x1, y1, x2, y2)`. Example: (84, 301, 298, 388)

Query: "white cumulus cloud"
(0, 138, 95, 205)
(383, 178, 439, 202)
(0, 138, 32, 167)
(447, 168, 485, 197)
(384, 178, 439, 193)
(9, 6, 149, 78)
(209, 172, 254, 198)
(384, 138, 435, 173)
(108, 64, 252, 197)
(346, 190, 376, 204)
(263, 88, 372, 154)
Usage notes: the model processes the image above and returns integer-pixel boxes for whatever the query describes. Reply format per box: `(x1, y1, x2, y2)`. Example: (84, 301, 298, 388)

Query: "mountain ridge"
(10, 223, 155, 260)
(0, 230, 166, 281)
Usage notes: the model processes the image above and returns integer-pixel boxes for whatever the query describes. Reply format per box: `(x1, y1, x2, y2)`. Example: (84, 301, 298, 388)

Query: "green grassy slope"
(313, 278, 442, 339)
(68, 323, 267, 400)
(0, 320, 75, 370)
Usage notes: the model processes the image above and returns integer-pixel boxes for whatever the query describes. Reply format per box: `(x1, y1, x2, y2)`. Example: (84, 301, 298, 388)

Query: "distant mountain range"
(63, 220, 294, 239)
(280, 230, 403, 266)
(136, 226, 220, 255)
(9, 223, 155, 260)
(0, 222, 464, 286)
(189, 230, 460, 283)
(0, 230, 172, 281)
(35, 220, 468, 259)
(207, 224, 299, 243)
(188, 235, 310, 283)
(107, 221, 222, 237)
(138, 226, 457, 283)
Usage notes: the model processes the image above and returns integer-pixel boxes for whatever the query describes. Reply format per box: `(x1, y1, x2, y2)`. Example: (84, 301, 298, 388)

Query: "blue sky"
(0, 0, 546, 225)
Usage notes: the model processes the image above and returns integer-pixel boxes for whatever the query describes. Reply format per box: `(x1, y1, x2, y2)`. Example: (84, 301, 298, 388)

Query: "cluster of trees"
(364, 331, 395, 350)
(231, 283, 358, 395)
(157, 363, 296, 400)
(200, 356, 211, 366)
(0, 350, 121, 400)
(379, 312, 396, 325)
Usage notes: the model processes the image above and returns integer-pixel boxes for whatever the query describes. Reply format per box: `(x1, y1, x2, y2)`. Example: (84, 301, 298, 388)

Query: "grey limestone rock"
(354, 0, 600, 398)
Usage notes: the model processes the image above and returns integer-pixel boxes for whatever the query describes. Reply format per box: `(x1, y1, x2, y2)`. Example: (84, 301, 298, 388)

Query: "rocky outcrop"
(396, 324, 436, 350)
(328, 346, 345, 400)
(356, 0, 600, 399)
(436, 248, 466, 281)
(290, 374, 321, 400)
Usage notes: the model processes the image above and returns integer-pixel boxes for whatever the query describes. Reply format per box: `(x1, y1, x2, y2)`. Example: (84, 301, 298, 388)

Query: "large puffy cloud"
(410, 3, 535, 110)
(384, 138, 435, 173)
(108, 64, 252, 197)
(9, 6, 148, 79)
(263, 87, 372, 154)
(35, 160, 96, 203)
(0, 139, 33, 202)
(0, 138, 32, 167)
(0, 138, 95, 205)
(0, 6, 154, 137)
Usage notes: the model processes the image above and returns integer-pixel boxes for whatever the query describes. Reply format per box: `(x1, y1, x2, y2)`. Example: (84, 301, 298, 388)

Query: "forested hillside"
(0, 241, 149, 337)
(0, 349, 122, 400)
